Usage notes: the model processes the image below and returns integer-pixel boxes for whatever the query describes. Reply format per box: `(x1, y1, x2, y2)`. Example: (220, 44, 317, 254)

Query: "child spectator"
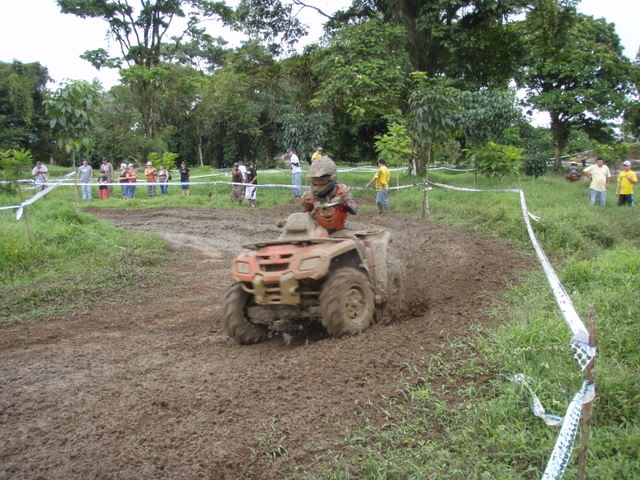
(98, 172, 109, 199)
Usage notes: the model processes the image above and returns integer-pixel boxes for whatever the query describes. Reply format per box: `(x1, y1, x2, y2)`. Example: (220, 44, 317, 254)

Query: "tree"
(374, 122, 414, 167)
(521, 4, 635, 169)
(0, 61, 51, 159)
(56, 0, 233, 138)
(281, 112, 332, 161)
(473, 142, 523, 177)
(311, 20, 410, 122)
(329, 0, 532, 88)
(46, 81, 101, 167)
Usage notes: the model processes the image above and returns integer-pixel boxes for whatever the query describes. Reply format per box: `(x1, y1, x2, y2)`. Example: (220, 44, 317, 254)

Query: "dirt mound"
(0, 207, 530, 480)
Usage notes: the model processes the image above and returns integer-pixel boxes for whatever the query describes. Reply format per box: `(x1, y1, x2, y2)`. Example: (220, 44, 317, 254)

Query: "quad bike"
(222, 203, 404, 344)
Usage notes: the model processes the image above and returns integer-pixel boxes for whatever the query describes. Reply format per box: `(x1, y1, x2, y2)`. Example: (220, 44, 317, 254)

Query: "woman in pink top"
(126, 164, 137, 199)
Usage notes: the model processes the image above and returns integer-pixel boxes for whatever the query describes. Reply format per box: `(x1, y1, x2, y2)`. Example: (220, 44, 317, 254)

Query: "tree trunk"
(71, 149, 76, 168)
(550, 110, 569, 170)
(421, 143, 432, 218)
(198, 136, 204, 167)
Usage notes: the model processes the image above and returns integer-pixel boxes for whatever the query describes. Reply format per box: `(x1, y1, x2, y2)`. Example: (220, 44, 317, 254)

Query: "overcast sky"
(0, 0, 638, 92)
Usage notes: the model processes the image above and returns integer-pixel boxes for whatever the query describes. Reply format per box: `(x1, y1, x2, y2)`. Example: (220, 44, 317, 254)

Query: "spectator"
(616, 160, 638, 206)
(31, 160, 49, 192)
(583, 157, 611, 207)
(157, 164, 170, 195)
(244, 161, 257, 208)
(238, 160, 248, 183)
(98, 171, 109, 200)
(179, 161, 191, 196)
(144, 161, 158, 197)
(126, 163, 137, 199)
(100, 158, 114, 194)
(77, 159, 93, 200)
(288, 148, 302, 198)
(230, 162, 244, 205)
(365, 157, 391, 214)
(311, 146, 323, 164)
(118, 163, 128, 199)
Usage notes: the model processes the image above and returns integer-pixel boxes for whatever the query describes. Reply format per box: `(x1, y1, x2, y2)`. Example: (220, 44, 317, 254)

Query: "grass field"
(1, 164, 638, 478)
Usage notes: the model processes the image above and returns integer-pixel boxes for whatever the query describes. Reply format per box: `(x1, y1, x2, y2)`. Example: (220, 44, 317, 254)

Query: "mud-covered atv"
(222, 205, 404, 344)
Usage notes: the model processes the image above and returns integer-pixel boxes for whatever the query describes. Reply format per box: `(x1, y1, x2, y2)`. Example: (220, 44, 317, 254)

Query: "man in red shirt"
(301, 156, 357, 233)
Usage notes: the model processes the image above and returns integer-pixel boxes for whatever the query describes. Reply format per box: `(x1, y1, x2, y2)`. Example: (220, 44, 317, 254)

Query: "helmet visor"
(311, 175, 332, 187)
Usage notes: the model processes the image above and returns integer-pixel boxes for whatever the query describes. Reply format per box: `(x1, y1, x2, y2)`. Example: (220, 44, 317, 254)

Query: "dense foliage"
(4, 1, 637, 172)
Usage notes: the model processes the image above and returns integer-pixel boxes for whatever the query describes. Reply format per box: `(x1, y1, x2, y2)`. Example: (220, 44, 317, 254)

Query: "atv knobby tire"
(320, 267, 375, 337)
(222, 283, 268, 344)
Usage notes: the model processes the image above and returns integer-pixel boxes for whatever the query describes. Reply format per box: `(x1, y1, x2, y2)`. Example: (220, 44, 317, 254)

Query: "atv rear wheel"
(222, 283, 268, 344)
(319, 267, 375, 337)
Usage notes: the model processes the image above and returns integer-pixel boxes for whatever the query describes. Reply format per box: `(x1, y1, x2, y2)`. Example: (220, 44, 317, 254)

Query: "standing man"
(244, 161, 258, 208)
(100, 158, 114, 194)
(31, 160, 49, 191)
(616, 160, 638, 206)
(179, 161, 191, 196)
(144, 161, 158, 197)
(365, 158, 391, 214)
(77, 159, 93, 200)
(288, 148, 302, 198)
(311, 146, 323, 164)
(583, 157, 611, 207)
(230, 162, 244, 205)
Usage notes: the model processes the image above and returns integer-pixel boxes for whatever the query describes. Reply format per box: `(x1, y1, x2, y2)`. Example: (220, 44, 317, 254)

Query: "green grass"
(0, 194, 168, 323)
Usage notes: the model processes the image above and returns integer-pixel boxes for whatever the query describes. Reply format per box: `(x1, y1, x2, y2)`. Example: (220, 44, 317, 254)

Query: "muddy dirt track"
(0, 206, 530, 480)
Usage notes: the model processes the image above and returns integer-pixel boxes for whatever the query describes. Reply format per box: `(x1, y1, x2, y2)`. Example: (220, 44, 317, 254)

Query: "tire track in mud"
(0, 206, 530, 480)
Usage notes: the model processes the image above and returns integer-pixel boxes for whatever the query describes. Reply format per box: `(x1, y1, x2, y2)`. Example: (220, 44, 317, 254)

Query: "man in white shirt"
(238, 160, 248, 183)
(288, 148, 302, 198)
(583, 157, 611, 207)
(31, 161, 49, 191)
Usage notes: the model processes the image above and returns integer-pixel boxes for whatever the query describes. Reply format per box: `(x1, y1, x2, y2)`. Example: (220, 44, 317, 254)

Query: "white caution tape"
(428, 180, 593, 363)
(0, 171, 76, 219)
(542, 381, 595, 480)
(511, 374, 564, 426)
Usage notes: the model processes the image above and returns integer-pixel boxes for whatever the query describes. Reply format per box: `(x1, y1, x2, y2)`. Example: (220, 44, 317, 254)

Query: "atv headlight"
(299, 256, 322, 271)
(236, 261, 250, 274)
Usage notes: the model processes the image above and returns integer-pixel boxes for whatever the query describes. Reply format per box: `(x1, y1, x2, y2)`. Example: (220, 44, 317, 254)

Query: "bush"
(522, 153, 549, 178)
(473, 142, 524, 177)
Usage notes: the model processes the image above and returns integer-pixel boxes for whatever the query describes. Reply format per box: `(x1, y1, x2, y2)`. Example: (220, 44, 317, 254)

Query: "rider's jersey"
(302, 184, 357, 233)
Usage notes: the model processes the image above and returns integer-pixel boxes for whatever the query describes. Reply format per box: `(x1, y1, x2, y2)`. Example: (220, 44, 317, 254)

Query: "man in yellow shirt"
(365, 158, 391, 214)
(311, 146, 323, 163)
(616, 160, 638, 206)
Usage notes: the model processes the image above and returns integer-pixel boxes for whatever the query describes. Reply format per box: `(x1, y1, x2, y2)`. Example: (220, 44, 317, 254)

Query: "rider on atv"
(301, 156, 357, 233)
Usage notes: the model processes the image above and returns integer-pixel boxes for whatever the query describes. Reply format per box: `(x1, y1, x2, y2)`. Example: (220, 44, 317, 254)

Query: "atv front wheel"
(319, 267, 375, 337)
(222, 283, 268, 344)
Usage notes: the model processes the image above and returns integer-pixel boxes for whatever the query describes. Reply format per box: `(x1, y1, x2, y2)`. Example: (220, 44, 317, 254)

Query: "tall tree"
(329, 0, 531, 87)
(521, 2, 635, 168)
(56, 0, 233, 138)
(0, 61, 51, 159)
(46, 81, 101, 167)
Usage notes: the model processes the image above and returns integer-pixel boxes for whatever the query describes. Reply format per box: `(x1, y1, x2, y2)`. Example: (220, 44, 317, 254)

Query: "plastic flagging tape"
(541, 381, 595, 480)
(428, 179, 594, 365)
(511, 375, 564, 427)
(2, 171, 76, 218)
